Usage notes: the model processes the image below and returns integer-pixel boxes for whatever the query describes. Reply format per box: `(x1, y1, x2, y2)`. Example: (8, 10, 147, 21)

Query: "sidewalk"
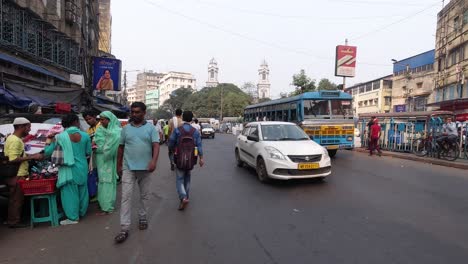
(354, 148, 468, 170)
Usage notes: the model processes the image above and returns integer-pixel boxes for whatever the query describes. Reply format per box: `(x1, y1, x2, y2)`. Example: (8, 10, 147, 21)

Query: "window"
(248, 126, 259, 138)
(242, 127, 250, 136)
(303, 100, 329, 117)
(464, 10, 468, 24)
(365, 83, 372, 92)
(384, 97, 391, 106)
(417, 82, 423, 89)
(261, 124, 308, 141)
(372, 81, 380, 90)
(454, 16, 460, 31)
(262, 73, 266, 80)
(290, 104, 297, 121)
(210, 71, 214, 78)
(359, 86, 364, 93)
(330, 100, 352, 117)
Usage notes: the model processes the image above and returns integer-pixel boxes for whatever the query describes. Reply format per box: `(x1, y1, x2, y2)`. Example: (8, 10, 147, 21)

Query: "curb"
(354, 148, 468, 170)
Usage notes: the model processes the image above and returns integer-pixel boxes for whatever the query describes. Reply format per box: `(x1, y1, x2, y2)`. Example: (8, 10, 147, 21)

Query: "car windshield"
(261, 124, 309, 141)
(202, 124, 212, 128)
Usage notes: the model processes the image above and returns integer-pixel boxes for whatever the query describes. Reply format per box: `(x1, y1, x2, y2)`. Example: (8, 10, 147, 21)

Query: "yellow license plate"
(327, 145, 339, 150)
(298, 163, 320, 170)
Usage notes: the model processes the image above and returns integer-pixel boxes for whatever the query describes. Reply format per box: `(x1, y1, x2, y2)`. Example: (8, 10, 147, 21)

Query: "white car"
(235, 122, 331, 182)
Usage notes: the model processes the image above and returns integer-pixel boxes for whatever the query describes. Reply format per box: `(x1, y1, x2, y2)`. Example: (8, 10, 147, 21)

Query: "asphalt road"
(1, 134, 468, 264)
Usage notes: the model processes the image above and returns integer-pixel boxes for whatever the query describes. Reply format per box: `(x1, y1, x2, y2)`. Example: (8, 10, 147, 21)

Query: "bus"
(244, 91, 354, 157)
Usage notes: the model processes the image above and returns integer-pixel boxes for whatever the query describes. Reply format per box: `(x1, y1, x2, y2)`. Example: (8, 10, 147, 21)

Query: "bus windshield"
(304, 100, 329, 118)
(331, 100, 352, 118)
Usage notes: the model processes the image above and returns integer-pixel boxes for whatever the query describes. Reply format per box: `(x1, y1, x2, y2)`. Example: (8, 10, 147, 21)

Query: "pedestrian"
(3, 118, 42, 228)
(154, 118, 163, 144)
(83, 110, 100, 202)
(366, 116, 376, 149)
(114, 102, 160, 243)
(163, 121, 170, 145)
(192, 118, 201, 133)
(369, 118, 382, 156)
(168, 109, 183, 171)
(168, 111, 204, 211)
(44, 114, 92, 225)
(94, 111, 121, 215)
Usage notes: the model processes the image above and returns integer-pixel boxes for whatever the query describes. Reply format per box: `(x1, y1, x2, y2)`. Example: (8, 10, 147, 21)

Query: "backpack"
(174, 126, 197, 170)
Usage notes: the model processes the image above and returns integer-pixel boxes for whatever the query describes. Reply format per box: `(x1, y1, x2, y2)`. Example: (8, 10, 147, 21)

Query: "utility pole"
(220, 85, 224, 122)
(343, 38, 348, 90)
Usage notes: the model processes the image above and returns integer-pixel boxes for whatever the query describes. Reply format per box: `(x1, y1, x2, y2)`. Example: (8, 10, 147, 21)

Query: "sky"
(112, 0, 446, 98)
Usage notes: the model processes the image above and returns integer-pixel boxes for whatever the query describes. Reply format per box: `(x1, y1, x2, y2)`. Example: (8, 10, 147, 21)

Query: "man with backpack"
(168, 111, 204, 211)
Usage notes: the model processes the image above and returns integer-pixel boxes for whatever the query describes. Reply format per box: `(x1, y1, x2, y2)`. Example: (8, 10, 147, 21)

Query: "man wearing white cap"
(4, 117, 42, 228)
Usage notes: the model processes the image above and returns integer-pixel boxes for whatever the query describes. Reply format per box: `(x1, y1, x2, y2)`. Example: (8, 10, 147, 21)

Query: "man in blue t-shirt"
(115, 102, 160, 243)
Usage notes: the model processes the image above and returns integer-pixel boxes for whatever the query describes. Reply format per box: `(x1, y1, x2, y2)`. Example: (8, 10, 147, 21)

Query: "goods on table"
(19, 161, 59, 195)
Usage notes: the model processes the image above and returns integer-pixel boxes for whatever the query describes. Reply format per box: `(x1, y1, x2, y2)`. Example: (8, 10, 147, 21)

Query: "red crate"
(18, 178, 57, 195)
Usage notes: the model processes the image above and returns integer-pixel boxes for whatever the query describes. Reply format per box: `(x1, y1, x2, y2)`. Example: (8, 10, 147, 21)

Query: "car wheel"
(235, 148, 244, 167)
(212, 134, 215, 139)
(256, 157, 270, 183)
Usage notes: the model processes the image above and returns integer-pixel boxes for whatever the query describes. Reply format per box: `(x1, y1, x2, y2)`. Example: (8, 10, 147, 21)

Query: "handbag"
(0, 152, 21, 178)
(51, 144, 64, 166)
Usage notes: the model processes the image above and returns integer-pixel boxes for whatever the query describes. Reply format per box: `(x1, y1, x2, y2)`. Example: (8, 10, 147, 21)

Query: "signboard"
(335, 45, 357, 77)
(93, 57, 122, 91)
(394, 105, 406, 112)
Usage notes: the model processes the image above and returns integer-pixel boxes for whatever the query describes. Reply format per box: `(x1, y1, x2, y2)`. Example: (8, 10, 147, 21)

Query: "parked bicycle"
(412, 135, 460, 161)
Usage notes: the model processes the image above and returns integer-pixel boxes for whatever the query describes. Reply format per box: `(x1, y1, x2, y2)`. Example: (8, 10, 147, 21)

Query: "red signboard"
(335, 45, 357, 77)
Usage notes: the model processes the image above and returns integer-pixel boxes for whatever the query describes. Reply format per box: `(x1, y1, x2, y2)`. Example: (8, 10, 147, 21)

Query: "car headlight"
(347, 136, 353, 141)
(322, 147, 330, 159)
(265, 146, 286, 160)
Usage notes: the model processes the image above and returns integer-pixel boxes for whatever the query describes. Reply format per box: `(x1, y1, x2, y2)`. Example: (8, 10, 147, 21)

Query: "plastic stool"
(29, 193, 63, 228)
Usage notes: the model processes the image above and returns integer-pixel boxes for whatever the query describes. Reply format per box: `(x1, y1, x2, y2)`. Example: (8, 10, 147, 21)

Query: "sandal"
(139, 219, 148, 230)
(114, 230, 129, 243)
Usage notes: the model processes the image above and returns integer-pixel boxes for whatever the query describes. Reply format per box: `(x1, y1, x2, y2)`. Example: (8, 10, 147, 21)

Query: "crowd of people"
(2, 102, 205, 244)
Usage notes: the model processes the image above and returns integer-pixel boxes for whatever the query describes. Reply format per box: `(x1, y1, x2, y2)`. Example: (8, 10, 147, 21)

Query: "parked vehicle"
(201, 123, 215, 139)
(235, 121, 331, 183)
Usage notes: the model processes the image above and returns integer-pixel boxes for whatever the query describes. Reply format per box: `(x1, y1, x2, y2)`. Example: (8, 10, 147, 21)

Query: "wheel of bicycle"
(442, 143, 460, 161)
(412, 138, 428, 157)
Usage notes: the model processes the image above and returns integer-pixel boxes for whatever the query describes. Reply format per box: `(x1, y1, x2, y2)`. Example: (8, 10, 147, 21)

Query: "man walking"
(168, 109, 183, 171)
(115, 102, 160, 243)
(168, 111, 204, 211)
(369, 118, 382, 156)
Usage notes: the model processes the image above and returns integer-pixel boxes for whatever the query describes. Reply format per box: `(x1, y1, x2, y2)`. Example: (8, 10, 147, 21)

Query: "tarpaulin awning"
(0, 52, 67, 81)
(4, 81, 83, 107)
(0, 86, 32, 108)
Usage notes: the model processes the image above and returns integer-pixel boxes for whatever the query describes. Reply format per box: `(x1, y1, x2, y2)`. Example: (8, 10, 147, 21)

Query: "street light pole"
(220, 85, 224, 122)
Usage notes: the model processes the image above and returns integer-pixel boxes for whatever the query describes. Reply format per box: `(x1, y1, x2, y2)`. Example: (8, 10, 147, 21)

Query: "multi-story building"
(345, 75, 393, 116)
(391, 50, 435, 112)
(127, 85, 137, 104)
(429, 0, 468, 120)
(145, 89, 160, 111)
(159, 71, 196, 104)
(98, 0, 112, 54)
(134, 71, 165, 103)
(257, 60, 271, 99)
(0, 0, 100, 113)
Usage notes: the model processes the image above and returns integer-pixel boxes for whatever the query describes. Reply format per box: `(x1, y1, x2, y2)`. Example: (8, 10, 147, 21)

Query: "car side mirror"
(247, 135, 259, 142)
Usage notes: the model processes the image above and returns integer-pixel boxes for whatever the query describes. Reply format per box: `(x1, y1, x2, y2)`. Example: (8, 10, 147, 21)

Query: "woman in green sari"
(44, 114, 91, 225)
(94, 111, 121, 214)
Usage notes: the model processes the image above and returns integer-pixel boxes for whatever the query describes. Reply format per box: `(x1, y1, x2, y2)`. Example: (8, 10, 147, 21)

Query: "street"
(1, 134, 468, 264)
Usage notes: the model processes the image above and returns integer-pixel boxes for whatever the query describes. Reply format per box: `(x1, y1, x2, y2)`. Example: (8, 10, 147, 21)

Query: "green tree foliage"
(292, 69, 316, 95)
(317, 78, 338, 91)
(161, 87, 194, 112)
(182, 83, 251, 118)
(149, 108, 172, 120)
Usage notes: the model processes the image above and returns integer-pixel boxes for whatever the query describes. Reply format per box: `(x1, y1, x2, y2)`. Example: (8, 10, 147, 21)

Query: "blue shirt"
(120, 122, 159, 170)
(168, 123, 203, 156)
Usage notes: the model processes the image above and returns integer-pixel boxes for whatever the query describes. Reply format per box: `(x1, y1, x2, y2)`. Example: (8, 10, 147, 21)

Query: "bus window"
(331, 100, 352, 118)
(283, 110, 288, 121)
(304, 100, 329, 117)
(290, 104, 297, 121)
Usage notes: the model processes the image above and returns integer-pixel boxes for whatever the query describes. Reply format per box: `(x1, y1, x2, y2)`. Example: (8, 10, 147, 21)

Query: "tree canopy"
(317, 78, 338, 91)
(292, 69, 316, 95)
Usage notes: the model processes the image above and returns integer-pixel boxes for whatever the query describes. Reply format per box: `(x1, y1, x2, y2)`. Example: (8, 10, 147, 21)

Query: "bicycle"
(412, 136, 460, 161)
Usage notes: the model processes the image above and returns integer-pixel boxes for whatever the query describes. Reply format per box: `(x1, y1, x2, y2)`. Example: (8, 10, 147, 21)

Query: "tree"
(149, 108, 172, 120)
(317, 78, 338, 91)
(292, 69, 316, 94)
(241, 82, 257, 102)
(161, 87, 194, 112)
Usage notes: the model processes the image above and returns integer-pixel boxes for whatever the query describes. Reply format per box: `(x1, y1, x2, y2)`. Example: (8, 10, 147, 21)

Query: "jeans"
(175, 168, 191, 200)
(120, 170, 152, 231)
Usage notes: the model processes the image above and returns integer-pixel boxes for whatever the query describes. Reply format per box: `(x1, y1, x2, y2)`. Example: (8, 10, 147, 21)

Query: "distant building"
(345, 75, 393, 115)
(127, 85, 137, 104)
(146, 89, 160, 111)
(159, 71, 196, 104)
(257, 60, 271, 99)
(206, 58, 219, 87)
(428, 0, 468, 120)
(391, 50, 435, 112)
(98, 0, 112, 53)
(134, 71, 165, 103)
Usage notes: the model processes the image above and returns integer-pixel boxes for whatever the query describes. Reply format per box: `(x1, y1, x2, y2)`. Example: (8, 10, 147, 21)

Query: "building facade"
(159, 71, 196, 104)
(206, 58, 219, 87)
(134, 71, 165, 103)
(0, 0, 100, 113)
(345, 76, 393, 116)
(257, 60, 271, 99)
(430, 0, 468, 120)
(391, 50, 435, 112)
(98, 0, 112, 53)
(145, 89, 159, 111)
(126, 85, 137, 104)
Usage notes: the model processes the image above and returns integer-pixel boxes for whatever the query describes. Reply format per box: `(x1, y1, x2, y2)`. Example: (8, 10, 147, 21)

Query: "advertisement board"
(394, 105, 406, 112)
(93, 57, 122, 91)
(335, 45, 357, 77)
